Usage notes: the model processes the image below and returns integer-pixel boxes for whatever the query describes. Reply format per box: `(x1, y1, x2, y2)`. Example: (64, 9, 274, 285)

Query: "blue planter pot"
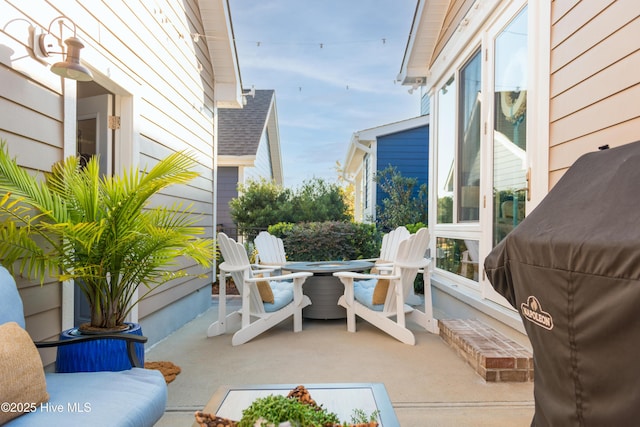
(55, 322, 145, 373)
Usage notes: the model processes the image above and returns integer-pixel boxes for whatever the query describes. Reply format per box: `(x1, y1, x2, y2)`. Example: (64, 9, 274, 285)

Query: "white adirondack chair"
(367, 226, 422, 305)
(207, 233, 312, 345)
(333, 227, 439, 345)
(254, 231, 288, 268)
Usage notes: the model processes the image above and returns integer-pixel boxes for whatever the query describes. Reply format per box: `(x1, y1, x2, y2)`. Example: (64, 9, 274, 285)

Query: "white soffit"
(398, 0, 450, 86)
(199, 0, 243, 108)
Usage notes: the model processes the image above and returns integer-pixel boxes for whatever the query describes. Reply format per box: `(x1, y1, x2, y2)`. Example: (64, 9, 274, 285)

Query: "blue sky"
(228, 0, 421, 189)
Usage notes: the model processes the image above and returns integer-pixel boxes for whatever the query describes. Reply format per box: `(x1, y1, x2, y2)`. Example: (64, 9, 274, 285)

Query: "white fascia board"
(265, 93, 284, 185)
(218, 155, 255, 167)
(356, 115, 430, 141)
(343, 133, 372, 176)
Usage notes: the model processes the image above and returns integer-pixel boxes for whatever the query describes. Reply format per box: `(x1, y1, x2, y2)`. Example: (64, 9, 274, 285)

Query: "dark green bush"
(268, 221, 381, 262)
(230, 177, 351, 240)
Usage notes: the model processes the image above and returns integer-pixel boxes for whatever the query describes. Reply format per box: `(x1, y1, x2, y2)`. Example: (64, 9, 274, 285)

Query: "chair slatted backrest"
(254, 231, 287, 265)
(217, 233, 265, 314)
(383, 227, 430, 311)
(379, 226, 410, 262)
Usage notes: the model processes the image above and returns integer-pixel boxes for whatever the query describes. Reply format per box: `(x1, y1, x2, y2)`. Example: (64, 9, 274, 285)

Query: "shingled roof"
(218, 89, 275, 156)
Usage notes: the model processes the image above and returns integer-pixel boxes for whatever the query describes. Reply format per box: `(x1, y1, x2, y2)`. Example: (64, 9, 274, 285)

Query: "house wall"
(375, 125, 429, 219)
(420, 91, 430, 115)
(244, 131, 274, 183)
(0, 0, 221, 362)
(217, 166, 239, 239)
(548, 0, 640, 187)
(1, 2, 68, 364)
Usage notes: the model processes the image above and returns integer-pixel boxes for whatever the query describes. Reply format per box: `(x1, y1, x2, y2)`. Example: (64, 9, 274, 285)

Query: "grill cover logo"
(521, 296, 554, 330)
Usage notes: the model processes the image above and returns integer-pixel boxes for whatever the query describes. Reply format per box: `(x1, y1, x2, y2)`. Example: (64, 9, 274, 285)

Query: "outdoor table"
(286, 260, 373, 319)
(195, 383, 399, 427)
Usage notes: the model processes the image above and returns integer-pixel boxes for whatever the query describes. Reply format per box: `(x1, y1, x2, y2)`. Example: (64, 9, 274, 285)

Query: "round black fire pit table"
(286, 260, 373, 319)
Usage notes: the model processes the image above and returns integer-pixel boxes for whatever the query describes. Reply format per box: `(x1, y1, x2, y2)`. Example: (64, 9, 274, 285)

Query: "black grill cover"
(485, 141, 640, 427)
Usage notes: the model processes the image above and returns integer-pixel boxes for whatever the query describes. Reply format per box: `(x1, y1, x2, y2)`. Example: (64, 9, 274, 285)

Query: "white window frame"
(428, 0, 550, 300)
(431, 40, 484, 293)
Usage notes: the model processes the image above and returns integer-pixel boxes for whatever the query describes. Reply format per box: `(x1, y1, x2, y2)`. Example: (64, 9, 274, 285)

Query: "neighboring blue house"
(343, 115, 429, 223)
(217, 89, 283, 239)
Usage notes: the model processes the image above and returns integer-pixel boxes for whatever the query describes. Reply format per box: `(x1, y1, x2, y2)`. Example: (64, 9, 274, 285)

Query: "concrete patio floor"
(147, 297, 534, 426)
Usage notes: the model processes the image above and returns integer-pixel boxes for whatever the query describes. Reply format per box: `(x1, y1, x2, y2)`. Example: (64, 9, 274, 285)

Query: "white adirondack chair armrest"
(250, 267, 277, 277)
(395, 257, 430, 270)
(333, 271, 401, 281)
(245, 271, 312, 283)
(374, 264, 393, 273)
(417, 257, 433, 274)
(253, 263, 287, 270)
(251, 263, 277, 271)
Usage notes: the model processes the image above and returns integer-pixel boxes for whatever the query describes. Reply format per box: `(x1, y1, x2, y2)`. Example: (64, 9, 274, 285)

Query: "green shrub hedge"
(268, 221, 381, 262)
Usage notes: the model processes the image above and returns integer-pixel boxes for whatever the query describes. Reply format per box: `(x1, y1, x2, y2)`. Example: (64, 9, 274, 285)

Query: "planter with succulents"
(195, 386, 379, 427)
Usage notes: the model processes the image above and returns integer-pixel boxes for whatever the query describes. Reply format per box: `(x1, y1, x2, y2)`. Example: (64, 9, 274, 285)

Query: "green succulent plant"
(0, 140, 213, 330)
(237, 394, 380, 427)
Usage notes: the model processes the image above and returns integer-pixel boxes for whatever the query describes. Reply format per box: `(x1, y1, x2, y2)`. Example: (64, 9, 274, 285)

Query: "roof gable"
(218, 89, 275, 156)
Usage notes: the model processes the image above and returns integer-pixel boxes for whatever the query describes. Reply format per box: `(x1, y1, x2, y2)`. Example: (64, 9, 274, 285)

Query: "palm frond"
(0, 140, 212, 329)
(0, 142, 69, 224)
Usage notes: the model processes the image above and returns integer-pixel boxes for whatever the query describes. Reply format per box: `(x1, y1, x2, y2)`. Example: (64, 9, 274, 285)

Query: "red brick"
(516, 357, 529, 369)
(485, 357, 516, 369)
(498, 370, 529, 382)
(438, 319, 533, 382)
(484, 370, 498, 382)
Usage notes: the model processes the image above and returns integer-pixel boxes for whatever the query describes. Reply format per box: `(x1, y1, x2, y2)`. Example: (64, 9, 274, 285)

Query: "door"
(77, 94, 112, 174)
(483, 5, 529, 307)
(74, 94, 113, 326)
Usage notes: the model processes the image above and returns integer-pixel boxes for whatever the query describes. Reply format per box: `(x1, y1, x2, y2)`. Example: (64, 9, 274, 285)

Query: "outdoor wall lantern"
(33, 16, 93, 81)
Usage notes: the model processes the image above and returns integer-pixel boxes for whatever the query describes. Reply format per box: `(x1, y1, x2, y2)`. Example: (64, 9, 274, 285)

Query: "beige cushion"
(254, 274, 275, 304)
(371, 260, 392, 305)
(0, 322, 49, 424)
(372, 279, 390, 305)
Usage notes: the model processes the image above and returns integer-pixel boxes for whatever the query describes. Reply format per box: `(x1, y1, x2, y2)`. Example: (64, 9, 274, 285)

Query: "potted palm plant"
(0, 140, 213, 371)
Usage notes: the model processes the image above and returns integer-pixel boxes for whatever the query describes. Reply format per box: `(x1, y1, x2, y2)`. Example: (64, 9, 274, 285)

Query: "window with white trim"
(432, 1, 531, 291)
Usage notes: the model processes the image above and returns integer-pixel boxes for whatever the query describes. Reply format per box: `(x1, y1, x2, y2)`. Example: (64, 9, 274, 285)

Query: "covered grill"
(485, 141, 640, 426)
